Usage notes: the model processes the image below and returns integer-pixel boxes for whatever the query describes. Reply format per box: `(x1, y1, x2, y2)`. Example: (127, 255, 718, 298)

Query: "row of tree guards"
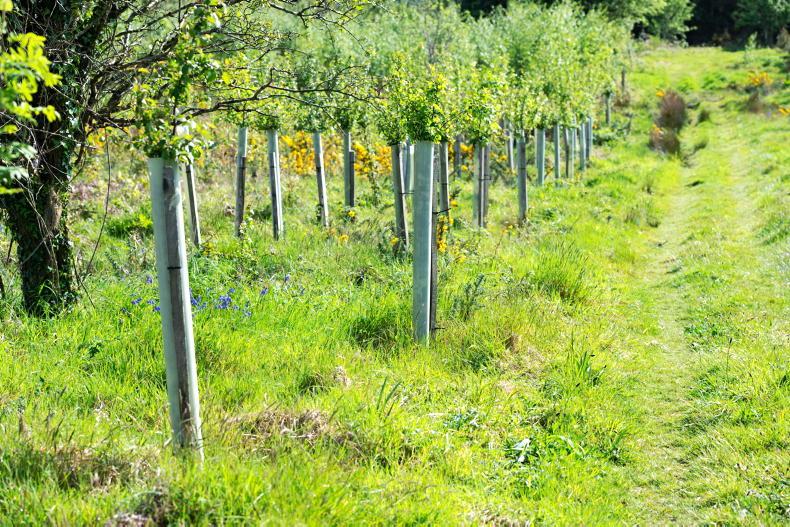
(147, 117, 595, 455)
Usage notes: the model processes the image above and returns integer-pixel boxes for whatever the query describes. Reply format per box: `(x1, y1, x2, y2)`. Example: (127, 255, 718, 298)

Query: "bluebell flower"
(260, 286, 269, 296)
(284, 273, 291, 283)
(132, 297, 142, 305)
(146, 275, 153, 284)
(228, 288, 236, 294)
(153, 305, 161, 313)
(217, 294, 232, 310)
(146, 299, 156, 306)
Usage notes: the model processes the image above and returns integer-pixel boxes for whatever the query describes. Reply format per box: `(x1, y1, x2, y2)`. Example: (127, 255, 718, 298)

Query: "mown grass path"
(616, 50, 788, 523)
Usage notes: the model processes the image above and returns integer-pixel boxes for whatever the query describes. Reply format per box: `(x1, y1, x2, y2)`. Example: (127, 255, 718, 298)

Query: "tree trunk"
(2, 146, 75, 315)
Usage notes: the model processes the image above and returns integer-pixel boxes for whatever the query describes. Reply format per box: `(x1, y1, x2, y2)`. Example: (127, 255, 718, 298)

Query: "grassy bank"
(0, 45, 787, 525)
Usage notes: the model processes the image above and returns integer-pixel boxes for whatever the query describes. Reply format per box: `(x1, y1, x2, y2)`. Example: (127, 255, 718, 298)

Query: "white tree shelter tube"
(234, 126, 248, 237)
(405, 139, 415, 194)
(412, 141, 434, 343)
(267, 129, 284, 240)
(390, 143, 409, 250)
(312, 132, 329, 227)
(563, 127, 573, 180)
(453, 134, 463, 180)
(343, 130, 354, 207)
(148, 158, 203, 458)
(535, 128, 546, 186)
(473, 143, 485, 228)
(579, 125, 587, 172)
(505, 121, 515, 174)
(516, 134, 528, 223)
(605, 94, 612, 125)
(586, 117, 594, 159)
(184, 163, 201, 248)
(553, 123, 561, 184)
(483, 144, 491, 225)
(348, 150, 356, 207)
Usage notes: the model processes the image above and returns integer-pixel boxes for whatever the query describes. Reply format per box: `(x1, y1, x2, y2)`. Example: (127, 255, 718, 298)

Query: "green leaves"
(402, 71, 451, 143)
(0, 1, 60, 190)
(130, 2, 225, 161)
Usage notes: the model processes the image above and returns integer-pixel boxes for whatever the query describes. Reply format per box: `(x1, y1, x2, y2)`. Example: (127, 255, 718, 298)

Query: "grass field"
(0, 45, 787, 525)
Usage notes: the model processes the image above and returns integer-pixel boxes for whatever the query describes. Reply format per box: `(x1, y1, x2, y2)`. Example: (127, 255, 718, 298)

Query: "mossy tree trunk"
(1, 136, 76, 315)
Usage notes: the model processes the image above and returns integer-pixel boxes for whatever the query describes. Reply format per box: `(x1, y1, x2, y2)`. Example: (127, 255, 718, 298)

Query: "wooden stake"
(147, 158, 203, 458)
(267, 129, 284, 240)
(312, 131, 329, 227)
(234, 126, 248, 237)
(412, 141, 434, 342)
(438, 141, 450, 216)
(184, 163, 201, 248)
(390, 143, 409, 250)
(429, 167, 439, 338)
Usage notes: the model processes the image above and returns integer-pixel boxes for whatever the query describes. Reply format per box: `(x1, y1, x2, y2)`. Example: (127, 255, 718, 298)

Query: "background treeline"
(462, 0, 790, 45)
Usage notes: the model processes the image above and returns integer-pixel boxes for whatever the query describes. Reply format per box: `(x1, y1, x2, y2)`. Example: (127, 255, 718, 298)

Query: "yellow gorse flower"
(747, 71, 771, 88)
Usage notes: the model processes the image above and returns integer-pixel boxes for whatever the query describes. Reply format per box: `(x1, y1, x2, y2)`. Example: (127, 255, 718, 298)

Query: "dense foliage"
(0, 0, 626, 314)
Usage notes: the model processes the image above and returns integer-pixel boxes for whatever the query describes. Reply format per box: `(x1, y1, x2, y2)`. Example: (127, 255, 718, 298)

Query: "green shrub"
(106, 211, 153, 238)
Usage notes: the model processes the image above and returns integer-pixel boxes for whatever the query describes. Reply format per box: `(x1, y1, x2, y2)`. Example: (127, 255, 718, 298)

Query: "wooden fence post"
(148, 158, 203, 458)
